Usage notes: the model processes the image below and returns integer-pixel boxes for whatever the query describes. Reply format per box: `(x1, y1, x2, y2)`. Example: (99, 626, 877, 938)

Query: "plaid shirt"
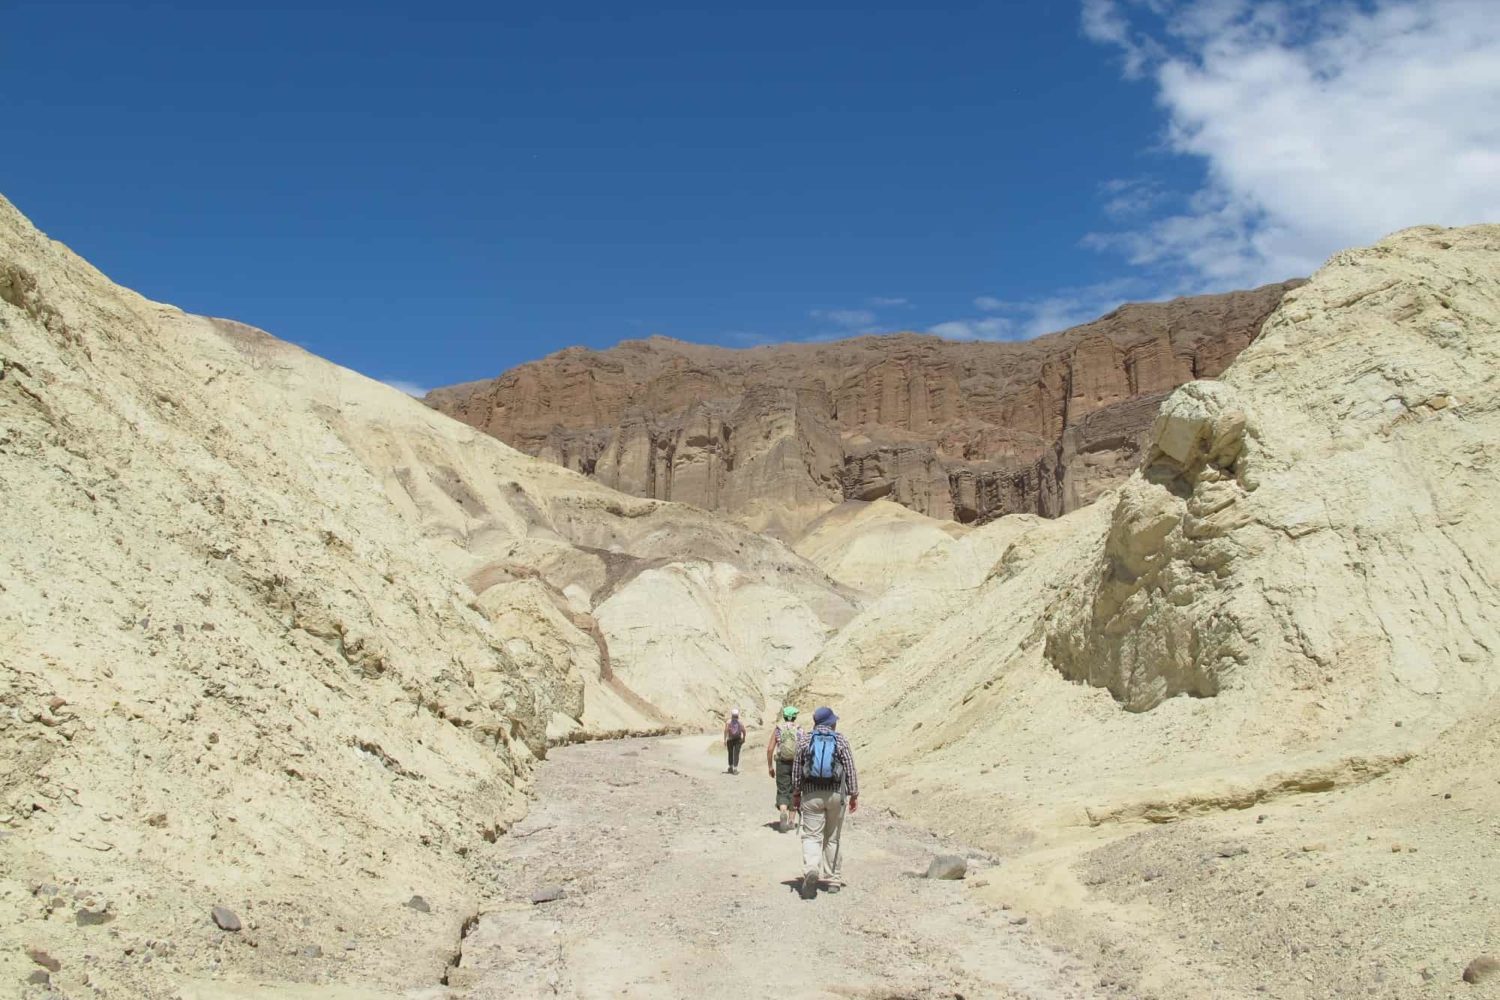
(790, 725, 859, 799)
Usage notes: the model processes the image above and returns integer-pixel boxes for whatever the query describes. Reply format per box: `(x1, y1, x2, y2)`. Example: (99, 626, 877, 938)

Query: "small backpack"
(805, 729, 842, 783)
(776, 725, 799, 761)
(727, 718, 744, 741)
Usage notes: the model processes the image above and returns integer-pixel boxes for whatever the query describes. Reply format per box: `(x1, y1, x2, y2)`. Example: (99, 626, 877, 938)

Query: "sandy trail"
(446, 735, 1112, 999)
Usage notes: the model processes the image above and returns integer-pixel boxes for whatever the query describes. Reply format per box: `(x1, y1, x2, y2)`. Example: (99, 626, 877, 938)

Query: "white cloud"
(973, 295, 1006, 311)
(868, 296, 910, 307)
(1082, 0, 1500, 287)
(380, 378, 431, 397)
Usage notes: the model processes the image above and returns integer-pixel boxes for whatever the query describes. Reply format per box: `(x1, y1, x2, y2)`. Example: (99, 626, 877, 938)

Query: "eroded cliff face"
(428, 282, 1300, 535)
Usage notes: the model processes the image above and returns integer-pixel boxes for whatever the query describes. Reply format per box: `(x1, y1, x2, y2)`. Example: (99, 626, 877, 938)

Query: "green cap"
(782, 706, 798, 720)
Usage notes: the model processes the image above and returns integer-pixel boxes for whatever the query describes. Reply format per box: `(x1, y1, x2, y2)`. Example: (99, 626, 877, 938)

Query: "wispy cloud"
(933, 278, 1152, 341)
(1098, 176, 1167, 220)
(1081, 0, 1500, 288)
(929, 317, 1016, 340)
(867, 296, 910, 307)
(380, 378, 432, 397)
(724, 330, 778, 347)
(809, 308, 878, 329)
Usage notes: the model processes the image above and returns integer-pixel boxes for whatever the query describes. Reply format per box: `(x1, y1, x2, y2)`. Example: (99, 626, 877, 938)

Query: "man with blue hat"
(790, 705, 859, 899)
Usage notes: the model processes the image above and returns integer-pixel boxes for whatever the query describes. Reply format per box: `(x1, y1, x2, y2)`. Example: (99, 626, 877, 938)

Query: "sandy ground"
(447, 735, 1116, 1000)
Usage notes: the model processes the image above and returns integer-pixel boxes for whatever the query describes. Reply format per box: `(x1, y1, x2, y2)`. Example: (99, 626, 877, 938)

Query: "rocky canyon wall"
(428, 282, 1301, 535)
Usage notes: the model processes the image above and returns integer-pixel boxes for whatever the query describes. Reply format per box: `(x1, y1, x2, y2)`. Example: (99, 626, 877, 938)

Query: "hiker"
(790, 705, 858, 899)
(766, 706, 802, 832)
(723, 708, 746, 774)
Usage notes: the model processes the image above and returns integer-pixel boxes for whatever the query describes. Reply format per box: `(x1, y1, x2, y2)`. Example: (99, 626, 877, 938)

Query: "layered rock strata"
(428, 282, 1301, 535)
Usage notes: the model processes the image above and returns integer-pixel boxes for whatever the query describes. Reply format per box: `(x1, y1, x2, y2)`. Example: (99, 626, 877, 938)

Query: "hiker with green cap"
(766, 705, 803, 832)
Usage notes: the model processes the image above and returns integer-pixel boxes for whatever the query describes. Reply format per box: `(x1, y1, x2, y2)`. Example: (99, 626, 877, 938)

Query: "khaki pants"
(799, 787, 845, 880)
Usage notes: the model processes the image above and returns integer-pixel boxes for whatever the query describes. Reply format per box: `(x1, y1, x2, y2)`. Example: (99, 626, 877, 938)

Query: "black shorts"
(775, 758, 794, 806)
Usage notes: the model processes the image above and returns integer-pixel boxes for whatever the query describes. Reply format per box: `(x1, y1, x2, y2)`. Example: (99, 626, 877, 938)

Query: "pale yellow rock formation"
(791, 499, 969, 596)
(800, 224, 1500, 1000)
(0, 195, 852, 995)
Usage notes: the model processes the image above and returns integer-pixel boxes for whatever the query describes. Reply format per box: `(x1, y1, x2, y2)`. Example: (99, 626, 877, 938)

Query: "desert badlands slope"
(803, 223, 1500, 997)
(0, 194, 856, 995)
(2, 191, 1499, 1000)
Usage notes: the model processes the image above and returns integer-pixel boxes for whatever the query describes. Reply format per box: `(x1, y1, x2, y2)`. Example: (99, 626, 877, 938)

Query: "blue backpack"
(805, 730, 842, 783)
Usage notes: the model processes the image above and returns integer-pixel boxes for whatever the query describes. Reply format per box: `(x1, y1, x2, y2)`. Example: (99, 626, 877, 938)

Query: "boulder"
(925, 855, 968, 880)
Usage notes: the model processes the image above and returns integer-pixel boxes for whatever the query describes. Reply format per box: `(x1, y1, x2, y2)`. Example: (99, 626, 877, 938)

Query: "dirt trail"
(445, 735, 1112, 999)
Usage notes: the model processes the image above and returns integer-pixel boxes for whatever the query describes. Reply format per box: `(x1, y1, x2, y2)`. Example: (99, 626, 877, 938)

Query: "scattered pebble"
(26, 948, 61, 972)
(925, 855, 967, 880)
(1463, 956, 1499, 984)
(300, 944, 323, 959)
(530, 885, 566, 904)
(405, 895, 431, 913)
(75, 906, 114, 926)
(211, 905, 242, 932)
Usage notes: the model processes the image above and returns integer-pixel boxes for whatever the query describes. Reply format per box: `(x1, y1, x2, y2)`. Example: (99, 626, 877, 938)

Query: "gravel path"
(446, 735, 1111, 999)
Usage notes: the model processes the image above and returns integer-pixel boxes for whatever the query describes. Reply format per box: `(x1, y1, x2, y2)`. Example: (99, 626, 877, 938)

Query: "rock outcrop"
(793, 223, 1500, 999)
(427, 282, 1300, 535)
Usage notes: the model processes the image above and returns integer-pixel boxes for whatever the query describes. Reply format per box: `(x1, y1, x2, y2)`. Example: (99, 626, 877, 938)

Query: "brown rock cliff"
(427, 282, 1301, 535)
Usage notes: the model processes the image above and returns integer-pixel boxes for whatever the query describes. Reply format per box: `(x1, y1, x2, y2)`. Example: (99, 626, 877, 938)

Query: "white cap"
(731, 708, 740, 716)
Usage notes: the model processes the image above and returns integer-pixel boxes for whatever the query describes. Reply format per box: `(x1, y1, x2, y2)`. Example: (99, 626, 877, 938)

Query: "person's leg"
(729, 739, 741, 771)
(799, 789, 828, 897)
(775, 759, 794, 831)
(820, 791, 846, 881)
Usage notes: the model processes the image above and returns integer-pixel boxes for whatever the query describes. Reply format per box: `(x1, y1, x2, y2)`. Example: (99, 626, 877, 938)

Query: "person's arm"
(790, 731, 804, 807)
(838, 733, 859, 811)
(766, 726, 777, 775)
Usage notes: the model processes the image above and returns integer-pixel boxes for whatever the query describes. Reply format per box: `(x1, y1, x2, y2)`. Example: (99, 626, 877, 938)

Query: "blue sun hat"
(813, 706, 837, 726)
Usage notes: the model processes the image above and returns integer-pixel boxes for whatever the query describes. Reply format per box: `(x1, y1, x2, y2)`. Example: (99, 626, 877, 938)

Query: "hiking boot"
(800, 871, 818, 900)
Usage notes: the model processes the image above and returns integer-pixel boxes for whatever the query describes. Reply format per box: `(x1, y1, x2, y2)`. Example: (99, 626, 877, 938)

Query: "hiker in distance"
(766, 705, 802, 832)
(723, 708, 746, 775)
(791, 706, 858, 900)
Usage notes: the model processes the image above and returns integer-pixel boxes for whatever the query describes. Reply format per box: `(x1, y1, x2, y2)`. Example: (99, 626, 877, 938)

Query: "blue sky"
(4, 1, 1496, 393)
